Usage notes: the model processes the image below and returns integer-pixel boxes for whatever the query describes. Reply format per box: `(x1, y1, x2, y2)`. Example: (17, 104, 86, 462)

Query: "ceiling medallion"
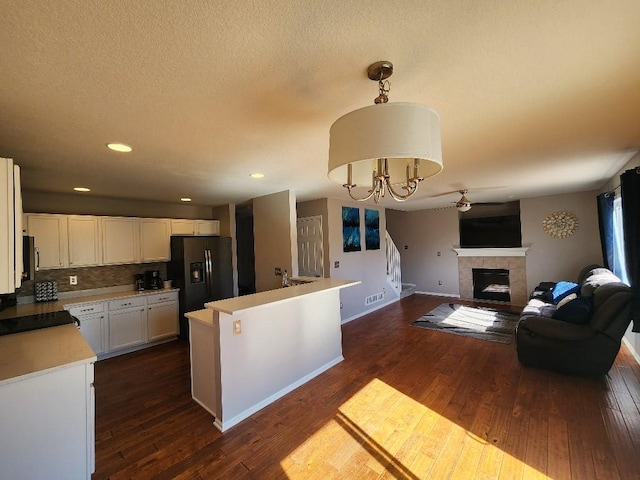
(542, 211, 578, 238)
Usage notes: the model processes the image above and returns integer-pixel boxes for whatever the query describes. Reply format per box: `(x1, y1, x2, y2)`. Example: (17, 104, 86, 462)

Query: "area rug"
(410, 303, 520, 344)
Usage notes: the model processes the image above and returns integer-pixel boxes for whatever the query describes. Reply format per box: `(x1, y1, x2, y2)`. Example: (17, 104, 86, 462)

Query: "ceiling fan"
(451, 189, 506, 212)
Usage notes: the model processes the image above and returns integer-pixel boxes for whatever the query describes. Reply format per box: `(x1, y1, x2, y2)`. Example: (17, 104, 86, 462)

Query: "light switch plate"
(233, 319, 242, 335)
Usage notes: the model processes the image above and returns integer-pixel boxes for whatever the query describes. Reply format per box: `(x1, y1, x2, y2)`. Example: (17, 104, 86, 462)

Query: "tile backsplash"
(17, 263, 168, 298)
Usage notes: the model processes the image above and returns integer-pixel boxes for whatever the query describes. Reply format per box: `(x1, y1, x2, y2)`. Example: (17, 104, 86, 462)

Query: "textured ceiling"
(1, 1, 639, 211)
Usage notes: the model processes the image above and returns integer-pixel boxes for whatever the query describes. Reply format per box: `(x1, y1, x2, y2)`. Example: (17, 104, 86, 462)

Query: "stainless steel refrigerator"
(168, 236, 234, 339)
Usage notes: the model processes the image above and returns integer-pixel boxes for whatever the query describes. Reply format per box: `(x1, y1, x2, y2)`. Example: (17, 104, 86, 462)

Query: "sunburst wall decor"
(542, 211, 578, 238)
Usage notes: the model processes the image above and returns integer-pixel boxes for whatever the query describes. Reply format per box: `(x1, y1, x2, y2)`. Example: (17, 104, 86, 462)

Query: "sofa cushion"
(552, 296, 593, 324)
(551, 281, 580, 304)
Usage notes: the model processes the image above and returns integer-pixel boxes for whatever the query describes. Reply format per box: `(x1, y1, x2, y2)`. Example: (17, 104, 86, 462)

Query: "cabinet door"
(26, 214, 68, 269)
(78, 313, 106, 355)
(147, 301, 179, 342)
(171, 219, 196, 235)
(140, 218, 171, 262)
(196, 220, 220, 236)
(68, 216, 100, 267)
(101, 217, 139, 264)
(108, 307, 147, 351)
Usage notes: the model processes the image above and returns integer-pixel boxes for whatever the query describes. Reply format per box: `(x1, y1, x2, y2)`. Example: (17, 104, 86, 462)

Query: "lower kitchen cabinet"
(147, 292, 179, 342)
(109, 306, 147, 352)
(78, 312, 107, 355)
(65, 290, 179, 360)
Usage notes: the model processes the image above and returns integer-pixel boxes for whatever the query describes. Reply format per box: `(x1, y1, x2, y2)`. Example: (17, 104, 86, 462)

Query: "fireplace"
(473, 268, 510, 302)
(454, 247, 529, 305)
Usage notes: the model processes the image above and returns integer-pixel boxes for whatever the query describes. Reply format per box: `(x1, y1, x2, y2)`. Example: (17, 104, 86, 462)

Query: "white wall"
(385, 208, 460, 295)
(520, 190, 602, 292)
(253, 190, 298, 292)
(386, 190, 603, 296)
(326, 198, 398, 322)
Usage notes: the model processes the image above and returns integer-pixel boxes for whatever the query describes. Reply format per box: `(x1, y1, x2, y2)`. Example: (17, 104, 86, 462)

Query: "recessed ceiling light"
(180, 197, 192, 202)
(250, 173, 265, 179)
(106, 143, 132, 153)
(73, 187, 91, 192)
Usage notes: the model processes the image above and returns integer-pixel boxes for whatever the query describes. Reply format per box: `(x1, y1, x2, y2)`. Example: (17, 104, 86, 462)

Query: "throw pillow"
(552, 296, 593, 324)
(551, 281, 580, 304)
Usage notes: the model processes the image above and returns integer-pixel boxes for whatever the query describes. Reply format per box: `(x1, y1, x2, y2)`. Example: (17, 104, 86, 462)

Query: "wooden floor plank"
(91, 294, 640, 479)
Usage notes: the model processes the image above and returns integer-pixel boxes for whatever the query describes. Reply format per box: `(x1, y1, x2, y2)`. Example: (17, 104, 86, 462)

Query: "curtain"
(597, 192, 615, 269)
(621, 167, 640, 332)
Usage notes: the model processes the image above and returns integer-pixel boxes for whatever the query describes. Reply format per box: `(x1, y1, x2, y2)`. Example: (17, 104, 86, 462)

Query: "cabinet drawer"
(108, 297, 146, 311)
(146, 291, 179, 305)
(67, 302, 105, 316)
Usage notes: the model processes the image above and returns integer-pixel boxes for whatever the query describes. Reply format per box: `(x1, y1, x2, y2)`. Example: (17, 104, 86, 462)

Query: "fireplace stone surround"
(454, 248, 528, 306)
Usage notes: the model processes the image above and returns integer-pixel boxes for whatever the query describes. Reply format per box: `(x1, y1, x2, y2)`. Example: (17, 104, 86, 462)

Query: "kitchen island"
(0, 324, 96, 479)
(185, 278, 359, 432)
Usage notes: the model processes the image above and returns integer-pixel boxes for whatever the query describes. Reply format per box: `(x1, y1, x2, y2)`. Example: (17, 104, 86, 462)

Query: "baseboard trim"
(415, 291, 460, 298)
(622, 337, 640, 366)
(341, 297, 400, 325)
(218, 355, 344, 432)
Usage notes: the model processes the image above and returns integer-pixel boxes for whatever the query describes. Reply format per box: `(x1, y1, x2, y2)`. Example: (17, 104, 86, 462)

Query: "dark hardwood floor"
(93, 295, 640, 479)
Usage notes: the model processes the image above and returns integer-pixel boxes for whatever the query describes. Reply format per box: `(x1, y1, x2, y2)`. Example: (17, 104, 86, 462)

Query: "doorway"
(296, 216, 324, 278)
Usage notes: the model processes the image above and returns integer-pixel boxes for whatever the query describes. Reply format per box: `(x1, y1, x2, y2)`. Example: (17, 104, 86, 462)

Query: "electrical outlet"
(437, 251, 441, 256)
(233, 319, 242, 335)
(275, 267, 282, 276)
(438, 280, 443, 285)
(334, 261, 340, 268)
(69, 275, 78, 285)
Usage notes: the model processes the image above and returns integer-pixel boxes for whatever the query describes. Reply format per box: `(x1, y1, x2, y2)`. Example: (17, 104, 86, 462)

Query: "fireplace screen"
(472, 268, 511, 302)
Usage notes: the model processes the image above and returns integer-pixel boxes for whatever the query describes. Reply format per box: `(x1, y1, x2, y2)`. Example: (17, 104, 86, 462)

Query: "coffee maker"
(134, 274, 145, 291)
(145, 270, 162, 290)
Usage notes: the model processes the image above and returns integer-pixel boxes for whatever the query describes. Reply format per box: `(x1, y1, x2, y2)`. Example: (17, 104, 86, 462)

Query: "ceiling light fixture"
(328, 61, 443, 203)
(455, 190, 472, 212)
(73, 187, 91, 192)
(180, 197, 192, 202)
(106, 143, 132, 153)
(250, 173, 265, 179)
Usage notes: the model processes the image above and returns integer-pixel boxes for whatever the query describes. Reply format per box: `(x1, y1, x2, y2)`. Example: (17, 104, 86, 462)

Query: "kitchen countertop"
(0, 288, 179, 320)
(0, 324, 96, 385)
(204, 278, 359, 315)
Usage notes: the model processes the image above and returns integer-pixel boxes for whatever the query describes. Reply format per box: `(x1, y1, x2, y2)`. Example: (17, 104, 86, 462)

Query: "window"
(612, 196, 629, 285)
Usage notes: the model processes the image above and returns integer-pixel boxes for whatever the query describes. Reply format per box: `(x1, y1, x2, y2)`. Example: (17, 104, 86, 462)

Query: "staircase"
(385, 232, 402, 298)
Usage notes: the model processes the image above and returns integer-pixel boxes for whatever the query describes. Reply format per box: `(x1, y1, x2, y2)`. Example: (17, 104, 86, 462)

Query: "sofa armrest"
(517, 316, 595, 341)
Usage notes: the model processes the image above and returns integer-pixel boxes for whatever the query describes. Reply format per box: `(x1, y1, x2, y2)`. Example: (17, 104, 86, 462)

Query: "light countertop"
(185, 309, 213, 327)
(0, 288, 179, 320)
(0, 324, 96, 385)
(204, 278, 359, 315)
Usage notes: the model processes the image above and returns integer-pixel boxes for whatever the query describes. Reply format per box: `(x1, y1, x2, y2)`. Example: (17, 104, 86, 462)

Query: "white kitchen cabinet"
(108, 297, 147, 351)
(196, 220, 220, 236)
(171, 219, 196, 235)
(147, 291, 179, 342)
(66, 302, 107, 355)
(26, 213, 68, 269)
(0, 351, 95, 479)
(101, 216, 139, 265)
(68, 215, 100, 267)
(140, 218, 171, 262)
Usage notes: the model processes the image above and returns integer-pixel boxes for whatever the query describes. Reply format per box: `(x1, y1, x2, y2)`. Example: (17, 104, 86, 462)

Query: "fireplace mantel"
(453, 247, 529, 257)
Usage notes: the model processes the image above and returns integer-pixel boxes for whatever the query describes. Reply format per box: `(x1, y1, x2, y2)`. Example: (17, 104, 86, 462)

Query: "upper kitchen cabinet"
(26, 214, 68, 269)
(139, 218, 171, 262)
(101, 217, 139, 265)
(68, 216, 100, 267)
(170, 219, 220, 236)
(196, 220, 220, 236)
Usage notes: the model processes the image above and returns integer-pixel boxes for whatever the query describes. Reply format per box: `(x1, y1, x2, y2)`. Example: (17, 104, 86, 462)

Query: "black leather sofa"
(515, 265, 634, 375)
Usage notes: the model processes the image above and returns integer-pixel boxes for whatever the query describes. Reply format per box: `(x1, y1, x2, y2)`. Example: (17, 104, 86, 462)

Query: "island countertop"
(204, 278, 360, 315)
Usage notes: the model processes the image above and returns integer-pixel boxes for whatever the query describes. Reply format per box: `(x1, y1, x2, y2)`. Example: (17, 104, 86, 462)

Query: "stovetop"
(0, 310, 76, 337)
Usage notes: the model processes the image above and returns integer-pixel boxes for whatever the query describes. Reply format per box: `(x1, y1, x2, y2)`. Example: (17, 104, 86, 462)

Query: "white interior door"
(296, 216, 323, 278)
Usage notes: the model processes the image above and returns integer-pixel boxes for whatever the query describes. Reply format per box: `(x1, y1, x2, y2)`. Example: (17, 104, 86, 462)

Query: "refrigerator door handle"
(205, 249, 213, 297)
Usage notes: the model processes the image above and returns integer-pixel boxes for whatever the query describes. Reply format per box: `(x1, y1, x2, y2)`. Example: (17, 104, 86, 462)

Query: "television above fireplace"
(459, 202, 522, 248)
